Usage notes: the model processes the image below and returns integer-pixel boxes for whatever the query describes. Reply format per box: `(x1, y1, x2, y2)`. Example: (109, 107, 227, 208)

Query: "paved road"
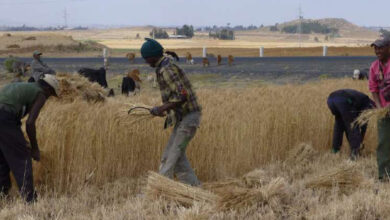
(0, 56, 376, 82)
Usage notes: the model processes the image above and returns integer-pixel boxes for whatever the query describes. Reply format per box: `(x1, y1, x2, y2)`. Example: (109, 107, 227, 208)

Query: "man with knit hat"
(0, 74, 59, 202)
(141, 38, 201, 186)
(368, 36, 390, 181)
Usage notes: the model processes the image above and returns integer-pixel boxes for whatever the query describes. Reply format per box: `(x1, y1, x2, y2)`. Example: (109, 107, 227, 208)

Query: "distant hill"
(269, 18, 378, 38)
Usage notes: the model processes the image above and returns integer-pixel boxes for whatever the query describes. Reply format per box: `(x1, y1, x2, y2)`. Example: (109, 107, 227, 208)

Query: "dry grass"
(145, 172, 219, 207)
(29, 77, 376, 193)
(217, 177, 288, 211)
(304, 162, 365, 192)
(1, 76, 388, 218)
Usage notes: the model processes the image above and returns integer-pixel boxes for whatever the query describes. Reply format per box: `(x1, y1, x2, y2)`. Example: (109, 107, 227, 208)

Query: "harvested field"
(0, 74, 388, 219)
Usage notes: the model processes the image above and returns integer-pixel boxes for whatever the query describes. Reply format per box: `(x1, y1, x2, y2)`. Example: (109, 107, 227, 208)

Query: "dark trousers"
(327, 97, 367, 151)
(0, 110, 36, 202)
(377, 117, 390, 179)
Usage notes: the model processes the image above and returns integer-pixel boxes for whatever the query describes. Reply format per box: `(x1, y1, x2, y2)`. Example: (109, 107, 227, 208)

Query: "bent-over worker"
(0, 74, 59, 202)
(327, 89, 375, 160)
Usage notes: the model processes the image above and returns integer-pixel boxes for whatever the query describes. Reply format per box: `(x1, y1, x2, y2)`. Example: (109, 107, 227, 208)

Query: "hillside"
(272, 18, 378, 38)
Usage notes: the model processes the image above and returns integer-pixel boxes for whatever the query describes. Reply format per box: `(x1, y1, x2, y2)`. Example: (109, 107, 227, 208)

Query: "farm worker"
(29, 51, 56, 82)
(141, 38, 202, 186)
(368, 37, 390, 181)
(327, 89, 375, 160)
(0, 74, 59, 202)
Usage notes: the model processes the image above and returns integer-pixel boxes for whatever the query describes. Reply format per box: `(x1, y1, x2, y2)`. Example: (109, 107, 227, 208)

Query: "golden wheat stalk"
(145, 171, 219, 207)
(217, 177, 287, 211)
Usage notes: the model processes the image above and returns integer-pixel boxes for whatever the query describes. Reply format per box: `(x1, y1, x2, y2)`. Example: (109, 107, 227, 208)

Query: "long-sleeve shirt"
(369, 58, 390, 107)
(155, 56, 201, 127)
(31, 59, 55, 81)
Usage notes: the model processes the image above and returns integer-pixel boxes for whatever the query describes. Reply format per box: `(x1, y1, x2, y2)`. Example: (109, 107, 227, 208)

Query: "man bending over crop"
(0, 74, 59, 202)
(141, 38, 201, 186)
(368, 37, 390, 181)
(327, 89, 375, 160)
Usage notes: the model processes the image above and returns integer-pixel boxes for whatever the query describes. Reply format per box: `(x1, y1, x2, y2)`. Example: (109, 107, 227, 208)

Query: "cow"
(202, 58, 210, 67)
(217, 55, 222, 65)
(78, 67, 108, 88)
(122, 69, 142, 96)
(353, 69, 368, 80)
(126, 53, 136, 63)
(12, 60, 30, 77)
(186, 52, 194, 64)
(228, 55, 234, 66)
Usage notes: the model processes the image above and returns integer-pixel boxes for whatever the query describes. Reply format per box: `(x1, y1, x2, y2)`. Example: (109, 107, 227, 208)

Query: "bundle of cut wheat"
(56, 73, 106, 102)
(355, 107, 390, 127)
(304, 162, 364, 191)
(242, 169, 270, 188)
(285, 143, 317, 165)
(217, 177, 287, 211)
(145, 172, 219, 207)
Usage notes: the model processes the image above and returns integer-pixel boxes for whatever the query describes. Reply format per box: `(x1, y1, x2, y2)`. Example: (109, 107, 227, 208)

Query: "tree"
(176, 25, 194, 38)
(150, 28, 169, 39)
(270, 23, 279, 32)
(209, 29, 235, 40)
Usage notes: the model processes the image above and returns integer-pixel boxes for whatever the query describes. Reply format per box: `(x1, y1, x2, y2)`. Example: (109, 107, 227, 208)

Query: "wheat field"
(2, 77, 389, 219)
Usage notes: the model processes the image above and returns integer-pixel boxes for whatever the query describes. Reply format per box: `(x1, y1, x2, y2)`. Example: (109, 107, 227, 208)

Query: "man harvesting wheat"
(141, 38, 201, 186)
(0, 74, 59, 202)
(368, 37, 390, 181)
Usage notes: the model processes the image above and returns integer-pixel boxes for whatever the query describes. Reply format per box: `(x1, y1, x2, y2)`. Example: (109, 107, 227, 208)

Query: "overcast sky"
(0, 0, 389, 27)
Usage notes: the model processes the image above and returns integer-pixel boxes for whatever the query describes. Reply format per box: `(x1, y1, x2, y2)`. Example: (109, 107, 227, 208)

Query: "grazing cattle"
(217, 55, 222, 65)
(12, 60, 30, 77)
(165, 51, 180, 61)
(202, 58, 210, 67)
(78, 67, 108, 88)
(228, 55, 234, 66)
(353, 69, 368, 80)
(126, 53, 136, 63)
(122, 69, 142, 96)
(186, 52, 194, 64)
(121, 77, 136, 96)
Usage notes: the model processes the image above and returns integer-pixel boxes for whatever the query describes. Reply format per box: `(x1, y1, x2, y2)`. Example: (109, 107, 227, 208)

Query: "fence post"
(323, 46, 328, 57)
(103, 48, 109, 70)
(260, 47, 264, 57)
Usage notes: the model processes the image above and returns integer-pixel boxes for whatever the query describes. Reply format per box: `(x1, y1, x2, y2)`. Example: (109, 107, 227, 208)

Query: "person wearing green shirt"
(0, 74, 59, 202)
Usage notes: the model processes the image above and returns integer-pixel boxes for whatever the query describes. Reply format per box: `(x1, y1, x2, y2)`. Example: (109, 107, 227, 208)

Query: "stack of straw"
(304, 162, 364, 192)
(56, 73, 106, 103)
(217, 177, 287, 211)
(355, 108, 390, 127)
(145, 172, 219, 207)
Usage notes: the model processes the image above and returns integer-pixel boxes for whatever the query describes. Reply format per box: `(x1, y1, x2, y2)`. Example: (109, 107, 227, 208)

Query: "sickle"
(128, 106, 151, 114)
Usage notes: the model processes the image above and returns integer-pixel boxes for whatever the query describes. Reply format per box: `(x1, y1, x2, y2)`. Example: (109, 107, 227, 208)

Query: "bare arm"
(371, 92, 382, 109)
(26, 93, 47, 161)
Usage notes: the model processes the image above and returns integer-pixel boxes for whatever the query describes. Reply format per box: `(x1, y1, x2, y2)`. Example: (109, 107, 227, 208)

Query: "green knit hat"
(141, 38, 164, 59)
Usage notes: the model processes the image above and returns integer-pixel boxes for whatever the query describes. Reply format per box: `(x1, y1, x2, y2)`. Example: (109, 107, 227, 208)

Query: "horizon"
(0, 0, 389, 28)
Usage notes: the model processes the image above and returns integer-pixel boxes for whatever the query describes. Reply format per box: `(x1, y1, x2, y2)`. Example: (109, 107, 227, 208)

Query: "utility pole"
(63, 8, 68, 28)
(298, 5, 303, 48)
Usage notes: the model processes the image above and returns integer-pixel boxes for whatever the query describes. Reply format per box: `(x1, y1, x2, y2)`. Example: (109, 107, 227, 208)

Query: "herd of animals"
(126, 52, 235, 67)
(7, 51, 369, 98)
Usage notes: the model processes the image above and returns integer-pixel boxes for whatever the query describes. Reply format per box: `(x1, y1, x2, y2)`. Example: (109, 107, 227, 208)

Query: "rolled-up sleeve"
(369, 64, 379, 93)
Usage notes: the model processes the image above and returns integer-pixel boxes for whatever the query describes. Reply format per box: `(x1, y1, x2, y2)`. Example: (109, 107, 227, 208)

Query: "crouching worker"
(141, 38, 201, 186)
(327, 89, 375, 160)
(0, 74, 59, 202)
